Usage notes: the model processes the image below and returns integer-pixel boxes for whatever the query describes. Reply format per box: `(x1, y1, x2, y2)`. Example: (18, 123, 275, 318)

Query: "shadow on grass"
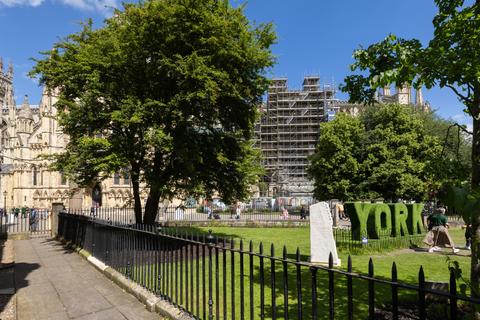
(60, 220, 474, 320)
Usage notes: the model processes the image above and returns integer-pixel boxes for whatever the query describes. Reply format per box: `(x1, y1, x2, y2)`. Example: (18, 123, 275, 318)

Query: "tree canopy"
(31, 0, 276, 224)
(340, 0, 480, 295)
(308, 104, 446, 202)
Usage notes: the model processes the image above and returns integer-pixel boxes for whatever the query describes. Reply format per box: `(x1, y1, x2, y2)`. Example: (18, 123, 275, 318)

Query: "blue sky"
(0, 0, 471, 129)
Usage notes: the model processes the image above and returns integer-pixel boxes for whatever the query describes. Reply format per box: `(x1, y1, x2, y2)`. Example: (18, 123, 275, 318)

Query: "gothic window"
(32, 166, 38, 186)
(60, 172, 67, 186)
(113, 173, 120, 185)
(123, 170, 130, 185)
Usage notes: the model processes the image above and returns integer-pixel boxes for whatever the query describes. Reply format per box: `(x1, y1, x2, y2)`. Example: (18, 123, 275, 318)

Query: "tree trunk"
(471, 111, 480, 297)
(142, 152, 164, 225)
(143, 183, 162, 225)
(130, 169, 142, 224)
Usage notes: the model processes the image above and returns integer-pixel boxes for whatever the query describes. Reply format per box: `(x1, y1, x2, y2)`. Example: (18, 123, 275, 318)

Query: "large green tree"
(308, 104, 440, 202)
(32, 0, 275, 224)
(307, 113, 364, 201)
(420, 112, 472, 193)
(341, 0, 480, 295)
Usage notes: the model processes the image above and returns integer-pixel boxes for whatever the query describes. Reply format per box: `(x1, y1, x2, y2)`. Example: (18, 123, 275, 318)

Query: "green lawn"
(119, 226, 472, 319)
(191, 226, 471, 284)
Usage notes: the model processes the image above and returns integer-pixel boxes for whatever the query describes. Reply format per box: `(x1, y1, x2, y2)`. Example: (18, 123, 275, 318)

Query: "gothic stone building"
(0, 59, 135, 209)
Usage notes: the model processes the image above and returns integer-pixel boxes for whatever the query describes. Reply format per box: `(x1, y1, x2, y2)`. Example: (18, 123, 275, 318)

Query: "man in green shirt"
(424, 206, 459, 253)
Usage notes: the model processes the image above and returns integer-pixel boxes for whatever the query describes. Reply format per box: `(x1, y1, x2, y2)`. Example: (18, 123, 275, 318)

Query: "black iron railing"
(0, 207, 51, 235)
(333, 227, 425, 253)
(58, 211, 480, 320)
(69, 207, 309, 223)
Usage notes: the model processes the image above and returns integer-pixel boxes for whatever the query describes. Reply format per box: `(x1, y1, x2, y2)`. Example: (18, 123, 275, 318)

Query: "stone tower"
(0, 59, 14, 112)
(396, 83, 412, 105)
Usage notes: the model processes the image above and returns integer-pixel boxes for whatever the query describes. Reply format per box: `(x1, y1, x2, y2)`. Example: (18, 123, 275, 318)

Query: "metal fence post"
(207, 230, 214, 320)
(391, 262, 398, 320)
(368, 258, 375, 320)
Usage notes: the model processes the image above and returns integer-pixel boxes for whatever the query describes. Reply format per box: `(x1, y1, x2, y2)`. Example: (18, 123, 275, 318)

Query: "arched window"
(123, 170, 130, 185)
(32, 166, 38, 186)
(60, 172, 67, 186)
(113, 173, 120, 185)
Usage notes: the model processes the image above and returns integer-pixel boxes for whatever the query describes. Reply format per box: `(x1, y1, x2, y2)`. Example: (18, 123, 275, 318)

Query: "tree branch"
(446, 84, 472, 104)
(441, 123, 472, 160)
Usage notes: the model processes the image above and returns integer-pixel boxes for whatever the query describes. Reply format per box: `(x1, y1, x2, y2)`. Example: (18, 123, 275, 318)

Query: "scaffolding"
(255, 76, 339, 197)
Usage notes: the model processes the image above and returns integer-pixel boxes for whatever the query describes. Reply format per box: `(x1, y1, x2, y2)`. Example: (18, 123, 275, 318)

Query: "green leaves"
(444, 185, 480, 224)
(31, 0, 275, 218)
(308, 104, 444, 201)
(341, 0, 480, 295)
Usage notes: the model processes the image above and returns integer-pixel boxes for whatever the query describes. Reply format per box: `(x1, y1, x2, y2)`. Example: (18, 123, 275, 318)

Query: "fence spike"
(419, 266, 425, 284)
(207, 230, 213, 244)
(239, 239, 243, 251)
(296, 247, 300, 262)
(391, 261, 399, 320)
(270, 243, 275, 257)
(329, 252, 333, 268)
(418, 265, 426, 320)
(259, 242, 263, 254)
(283, 245, 287, 260)
(347, 255, 352, 272)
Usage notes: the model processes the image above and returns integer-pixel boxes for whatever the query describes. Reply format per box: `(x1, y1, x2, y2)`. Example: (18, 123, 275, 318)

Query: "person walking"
(300, 205, 307, 219)
(235, 204, 241, 220)
(206, 204, 212, 219)
(465, 224, 473, 250)
(29, 208, 38, 232)
(424, 206, 459, 254)
(174, 205, 185, 220)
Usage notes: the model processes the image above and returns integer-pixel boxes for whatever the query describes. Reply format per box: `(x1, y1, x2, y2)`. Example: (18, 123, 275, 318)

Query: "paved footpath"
(14, 238, 164, 320)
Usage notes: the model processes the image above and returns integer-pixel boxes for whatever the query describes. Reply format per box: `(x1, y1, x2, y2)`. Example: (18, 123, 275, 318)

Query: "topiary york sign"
(344, 202, 425, 240)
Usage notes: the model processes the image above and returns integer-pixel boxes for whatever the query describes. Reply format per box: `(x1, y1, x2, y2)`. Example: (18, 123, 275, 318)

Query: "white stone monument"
(310, 202, 341, 266)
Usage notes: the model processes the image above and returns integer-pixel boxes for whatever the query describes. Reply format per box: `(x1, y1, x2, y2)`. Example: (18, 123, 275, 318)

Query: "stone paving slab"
(0, 239, 16, 320)
(14, 238, 164, 320)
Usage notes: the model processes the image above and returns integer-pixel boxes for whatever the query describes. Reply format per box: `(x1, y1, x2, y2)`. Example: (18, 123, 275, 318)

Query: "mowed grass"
(120, 226, 472, 319)
(192, 226, 471, 284)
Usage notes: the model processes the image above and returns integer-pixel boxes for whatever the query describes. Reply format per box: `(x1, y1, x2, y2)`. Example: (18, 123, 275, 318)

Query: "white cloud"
(452, 113, 466, 122)
(450, 113, 473, 133)
(59, 0, 119, 13)
(0, 0, 119, 14)
(0, 0, 44, 7)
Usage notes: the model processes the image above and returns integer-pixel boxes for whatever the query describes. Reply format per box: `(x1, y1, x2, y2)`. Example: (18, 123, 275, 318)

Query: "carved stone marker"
(310, 202, 341, 266)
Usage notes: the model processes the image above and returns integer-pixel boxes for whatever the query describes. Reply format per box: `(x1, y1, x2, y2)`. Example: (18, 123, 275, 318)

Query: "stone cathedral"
(0, 59, 135, 209)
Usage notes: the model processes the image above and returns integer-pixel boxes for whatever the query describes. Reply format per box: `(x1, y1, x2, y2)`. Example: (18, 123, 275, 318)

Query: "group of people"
(280, 205, 308, 219)
(0, 207, 44, 231)
(172, 203, 310, 221)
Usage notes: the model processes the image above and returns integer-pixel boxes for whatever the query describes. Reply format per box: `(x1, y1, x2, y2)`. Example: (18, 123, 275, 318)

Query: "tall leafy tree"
(419, 112, 472, 193)
(360, 105, 439, 201)
(308, 104, 440, 202)
(32, 0, 275, 224)
(341, 0, 480, 294)
(307, 113, 364, 201)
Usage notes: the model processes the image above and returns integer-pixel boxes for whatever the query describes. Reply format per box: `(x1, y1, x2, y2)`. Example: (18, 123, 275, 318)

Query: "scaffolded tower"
(255, 76, 338, 197)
